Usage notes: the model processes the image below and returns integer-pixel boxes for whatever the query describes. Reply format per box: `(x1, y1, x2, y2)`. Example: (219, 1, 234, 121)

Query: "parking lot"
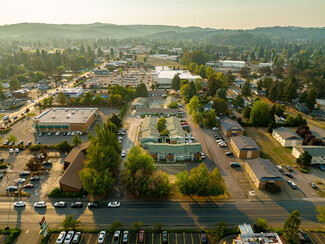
(48, 231, 204, 244)
(306, 231, 325, 244)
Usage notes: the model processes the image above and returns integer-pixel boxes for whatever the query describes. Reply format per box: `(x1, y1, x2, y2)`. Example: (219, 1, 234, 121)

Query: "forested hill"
(0, 23, 324, 43)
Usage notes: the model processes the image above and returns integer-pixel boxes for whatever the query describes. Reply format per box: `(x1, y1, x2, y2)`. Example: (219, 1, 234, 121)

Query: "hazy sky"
(0, 0, 324, 29)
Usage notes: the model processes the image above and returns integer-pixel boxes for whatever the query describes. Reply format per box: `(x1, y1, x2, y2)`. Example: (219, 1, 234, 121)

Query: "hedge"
(48, 187, 85, 198)
(0, 228, 21, 244)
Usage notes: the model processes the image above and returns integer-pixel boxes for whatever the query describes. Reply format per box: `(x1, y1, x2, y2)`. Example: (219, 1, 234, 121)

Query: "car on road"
(56, 231, 67, 244)
(230, 162, 241, 167)
(64, 230, 74, 244)
(34, 201, 46, 208)
(284, 172, 293, 178)
(71, 202, 83, 208)
(108, 201, 120, 208)
(19, 171, 30, 177)
(6, 186, 18, 192)
(98, 231, 106, 244)
(200, 230, 207, 243)
(285, 166, 293, 171)
(26, 141, 32, 146)
(317, 164, 325, 171)
(287, 181, 297, 189)
(55, 132, 60, 136)
(88, 202, 100, 208)
(121, 151, 126, 157)
(9, 149, 14, 154)
(201, 152, 206, 159)
(30, 176, 40, 181)
(14, 201, 26, 207)
(23, 184, 34, 188)
(72, 232, 81, 244)
(54, 201, 66, 208)
(309, 181, 317, 189)
(212, 127, 218, 131)
(162, 231, 168, 244)
(122, 230, 129, 243)
(225, 151, 233, 156)
(113, 230, 120, 244)
(138, 230, 145, 243)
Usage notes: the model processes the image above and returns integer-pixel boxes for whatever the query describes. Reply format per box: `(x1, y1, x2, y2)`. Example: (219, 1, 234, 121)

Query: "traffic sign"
(39, 217, 45, 226)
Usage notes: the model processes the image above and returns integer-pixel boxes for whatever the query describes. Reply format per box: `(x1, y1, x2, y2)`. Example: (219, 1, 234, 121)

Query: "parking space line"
(199, 233, 202, 244)
(175, 233, 177, 244)
(152, 233, 154, 244)
(104, 233, 107, 244)
(307, 233, 316, 244)
(322, 233, 325, 240)
(183, 233, 185, 244)
(191, 233, 194, 244)
(80, 233, 84, 242)
(136, 233, 138, 244)
(160, 233, 161, 244)
(87, 233, 92, 244)
(313, 232, 324, 244)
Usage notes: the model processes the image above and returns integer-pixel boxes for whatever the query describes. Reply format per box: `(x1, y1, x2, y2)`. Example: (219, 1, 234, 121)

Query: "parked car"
(19, 171, 30, 177)
(43, 161, 52, 166)
(113, 230, 121, 244)
(67, 132, 71, 136)
(97, 231, 106, 244)
(138, 230, 145, 243)
(317, 164, 325, 171)
(3, 140, 9, 145)
(284, 172, 293, 178)
(275, 165, 283, 172)
(23, 184, 34, 188)
(122, 230, 129, 243)
(300, 231, 311, 243)
(55, 132, 60, 136)
(54, 201, 66, 208)
(15, 178, 26, 183)
(230, 162, 241, 167)
(30, 176, 40, 181)
(72, 232, 81, 244)
(219, 143, 227, 147)
(108, 201, 120, 208)
(225, 151, 233, 156)
(18, 140, 23, 145)
(38, 132, 44, 137)
(15, 148, 20, 153)
(200, 231, 207, 243)
(64, 230, 74, 244)
(9, 149, 14, 154)
(48, 132, 52, 136)
(56, 231, 67, 244)
(63, 132, 67, 136)
(14, 201, 26, 207)
(285, 166, 293, 171)
(34, 201, 46, 208)
(212, 127, 218, 131)
(26, 141, 32, 146)
(71, 202, 83, 208)
(162, 231, 168, 244)
(121, 151, 126, 157)
(201, 152, 206, 159)
(9, 141, 15, 146)
(88, 202, 100, 208)
(309, 181, 317, 189)
(6, 186, 18, 192)
(287, 181, 297, 189)
(71, 132, 75, 136)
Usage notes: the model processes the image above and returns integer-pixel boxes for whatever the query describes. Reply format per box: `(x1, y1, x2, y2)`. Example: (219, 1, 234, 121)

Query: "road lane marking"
(81, 233, 84, 242)
(87, 233, 92, 244)
(191, 233, 194, 244)
(312, 232, 323, 244)
(25, 229, 29, 234)
(199, 233, 202, 244)
(175, 233, 177, 244)
(183, 232, 185, 244)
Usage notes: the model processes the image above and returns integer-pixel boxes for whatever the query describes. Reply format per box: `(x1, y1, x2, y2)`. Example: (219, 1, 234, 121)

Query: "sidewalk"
(15, 227, 42, 244)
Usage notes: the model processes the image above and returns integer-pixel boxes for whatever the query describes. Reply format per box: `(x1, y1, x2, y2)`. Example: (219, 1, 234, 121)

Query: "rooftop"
(166, 117, 186, 139)
(132, 97, 147, 106)
(246, 158, 284, 181)
(34, 108, 97, 124)
(148, 143, 202, 154)
(293, 146, 325, 157)
(273, 127, 303, 140)
(155, 70, 201, 80)
(220, 117, 245, 132)
(220, 60, 246, 64)
(60, 88, 83, 94)
(231, 136, 261, 151)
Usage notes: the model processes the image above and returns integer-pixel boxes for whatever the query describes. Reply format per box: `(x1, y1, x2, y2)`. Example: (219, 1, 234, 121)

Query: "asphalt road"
(0, 200, 323, 230)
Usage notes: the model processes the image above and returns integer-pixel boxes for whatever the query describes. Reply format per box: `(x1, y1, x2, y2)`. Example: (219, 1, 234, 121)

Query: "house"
(148, 143, 202, 162)
(136, 108, 179, 116)
(230, 136, 261, 159)
(272, 127, 303, 147)
(296, 103, 308, 114)
(131, 97, 147, 110)
(140, 117, 160, 148)
(12, 89, 28, 98)
(219, 60, 245, 69)
(292, 146, 325, 164)
(59, 142, 90, 192)
(38, 84, 51, 91)
(165, 117, 186, 144)
(234, 224, 283, 244)
(245, 158, 285, 190)
(220, 116, 245, 137)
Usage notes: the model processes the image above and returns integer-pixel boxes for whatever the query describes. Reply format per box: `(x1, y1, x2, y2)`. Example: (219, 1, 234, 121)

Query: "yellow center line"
(312, 232, 324, 244)
(152, 233, 154, 244)
(183, 232, 185, 244)
(191, 233, 194, 244)
(87, 233, 92, 244)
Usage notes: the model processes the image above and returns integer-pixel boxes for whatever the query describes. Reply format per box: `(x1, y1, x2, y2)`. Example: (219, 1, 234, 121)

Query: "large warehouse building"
(152, 69, 201, 87)
(219, 60, 246, 69)
(33, 108, 98, 132)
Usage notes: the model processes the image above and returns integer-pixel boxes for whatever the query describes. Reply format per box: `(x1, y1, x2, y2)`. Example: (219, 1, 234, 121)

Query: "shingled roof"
(273, 127, 303, 140)
(220, 117, 244, 132)
(231, 135, 261, 151)
(246, 158, 285, 181)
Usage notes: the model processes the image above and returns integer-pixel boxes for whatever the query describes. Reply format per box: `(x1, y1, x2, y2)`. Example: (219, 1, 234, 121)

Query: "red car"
(23, 184, 34, 188)
(181, 122, 188, 125)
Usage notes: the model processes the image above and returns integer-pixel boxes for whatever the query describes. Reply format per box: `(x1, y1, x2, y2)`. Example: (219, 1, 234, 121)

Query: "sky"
(0, 0, 324, 29)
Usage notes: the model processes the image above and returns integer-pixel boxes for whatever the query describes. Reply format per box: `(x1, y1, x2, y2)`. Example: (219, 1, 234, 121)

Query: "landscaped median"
(0, 228, 21, 244)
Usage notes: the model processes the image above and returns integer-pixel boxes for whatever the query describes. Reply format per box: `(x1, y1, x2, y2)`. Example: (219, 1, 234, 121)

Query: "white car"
(201, 153, 206, 159)
(216, 139, 224, 143)
(67, 132, 71, 136)
(97, 231, 106, 244)
(15, 148, 19, 153)
(212, 127, 218, 131)
(71, 132, 75, 136)
(121, 151, 126, 157)
(108, 201, 120, 208)
(118, 136, 123, 141)
(15, 178, 26, 183)
(55, 132, 60, 136)
(64, 231, 74, 244)
(34, 201, 46, 208)
(56, 231, 67, 244)
(14, 201, 26, 207)
(9, 149, 14, 154)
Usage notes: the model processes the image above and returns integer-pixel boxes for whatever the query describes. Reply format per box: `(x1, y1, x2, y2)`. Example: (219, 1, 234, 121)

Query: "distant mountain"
(0, 23, 324, 43)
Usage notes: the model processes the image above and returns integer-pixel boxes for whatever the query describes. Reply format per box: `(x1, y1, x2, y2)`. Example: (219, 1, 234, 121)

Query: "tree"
(316, 206, 325, 225)
(181, 82, 196, 104)
(168, 102, 178, 109)
(283, 210, 301, 242)
(212, 97, 228, 115)
(34, 71, 45, 82)
(61, 215, 81, 230)
(186, 96, 201, 115)
(153, 222, 162, 232)
(156, 117, 166, 132)
(296, 151, 312, 167)
(192, 110, 203, 124)
(216, 88, 227, 100)
(110, 220, 123, 232)
(306, 87, 317, 111)
(72, 134, 82, 146)
(241, 80, 251, 97)
(176, 163, 225, 197)
(57, 91, 67, 105)
(204, 109, 217, 128)
(171, 73, 181, 90)
(131, 221, 143, 232)
(7, 134, 17, 142)
(9, 78, 21, 91)
(239, 67, 251, 78)
(109, 113, 122, 129)
(134, 82, 148, 97)
(26, 157, 43, 171)
(216, 221, 227, 238)
(57, 140, 72, 151)
(254, 218, 268, 233)
(242, 104, 251, 120)
(233, 95, 245, 108)
(250, 101, 273, 126)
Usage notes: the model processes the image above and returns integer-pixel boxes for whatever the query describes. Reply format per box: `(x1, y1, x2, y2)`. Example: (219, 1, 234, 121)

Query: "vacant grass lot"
(245, 127, 296, 166)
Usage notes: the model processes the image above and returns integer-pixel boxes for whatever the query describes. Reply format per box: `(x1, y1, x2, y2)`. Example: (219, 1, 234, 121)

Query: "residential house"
(245, 158, 285, 190)
(296, 103, 308, 114)
(292, 146, 325, 164)
(272, 127, 303, 147)
(12, 89, 28, 98)
(220, 116, 245, 137)
(230, 135, 261, 159)
(140, 117, 160, 148)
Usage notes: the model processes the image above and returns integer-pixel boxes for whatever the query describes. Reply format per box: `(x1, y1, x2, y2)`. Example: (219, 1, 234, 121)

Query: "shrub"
(0, 163, 8, 169)
(110, 220, 123, 232)
(48, 187, 85, 198)
(30, 145, 42, 151)
(265, 182, 281, 193)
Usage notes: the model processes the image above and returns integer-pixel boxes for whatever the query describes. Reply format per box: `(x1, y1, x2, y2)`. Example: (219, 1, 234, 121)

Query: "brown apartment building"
(230, 135, 261, 159)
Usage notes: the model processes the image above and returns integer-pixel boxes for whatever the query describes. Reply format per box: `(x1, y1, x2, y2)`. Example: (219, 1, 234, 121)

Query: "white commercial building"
(59, 88, 83, 98)
(272, 127, 304, 147)
(219, 60, 246, 69)
(292, 146, 325, 164)
(152, 69, 201, 87)
(259, 62, 273, 68)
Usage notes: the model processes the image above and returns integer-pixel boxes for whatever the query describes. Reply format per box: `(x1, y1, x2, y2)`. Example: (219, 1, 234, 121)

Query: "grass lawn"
(148, 57, 183, 69)
(245, 127, 296, 166)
